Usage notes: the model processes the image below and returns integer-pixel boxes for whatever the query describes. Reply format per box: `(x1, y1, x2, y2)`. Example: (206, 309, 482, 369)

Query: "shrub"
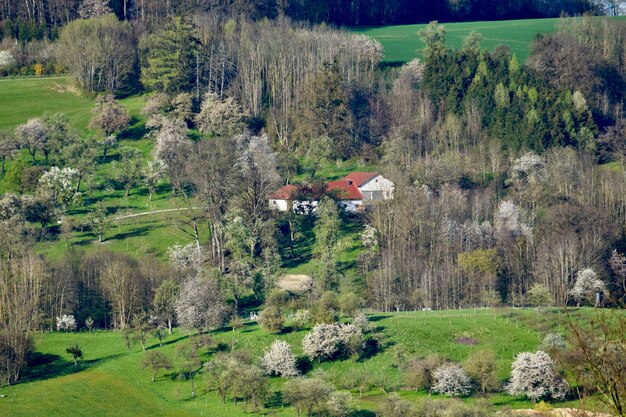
(283, 377, 334, 417)
(352, 312, 372, 333)
(378, 393, 415, 417)
(338, 292, 361, 317)
(312, 291, 339, 323)
(326, 391, 352, 417)
(260, 340, 299, 378)
(527, 283, 552, 307)
(540, 333, 567, 353)
(258, 306, 285, 333)
(432, 365, 473, 396)
(66, 344, 83, 365)
(464, 350, 499, 393)
(506, 351, 568, 401)
(404, 354, 447, 391)
(293, 309, 311, 330)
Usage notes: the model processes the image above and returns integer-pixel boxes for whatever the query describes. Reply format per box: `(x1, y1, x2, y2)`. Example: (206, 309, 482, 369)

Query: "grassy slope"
(352, 17, 625, 63)
(0, 308, 605, 417)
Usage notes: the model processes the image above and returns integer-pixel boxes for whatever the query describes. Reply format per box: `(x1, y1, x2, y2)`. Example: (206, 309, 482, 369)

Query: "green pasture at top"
(353, 17, 581, 63)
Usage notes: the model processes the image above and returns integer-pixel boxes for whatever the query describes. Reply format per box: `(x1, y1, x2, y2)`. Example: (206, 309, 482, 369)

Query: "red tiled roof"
(343, 172, 378, 187)
(326, 180, 364, 200)
(270, 184, 298, 200)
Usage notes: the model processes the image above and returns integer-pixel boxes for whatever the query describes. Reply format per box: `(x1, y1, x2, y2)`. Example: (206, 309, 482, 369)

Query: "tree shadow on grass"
(110, 225, 155, 241)
(145, 333, 191, 351)
(352, 411, 376, 417)
(21, 351, 125, 385)
(118, 118, 147, 141)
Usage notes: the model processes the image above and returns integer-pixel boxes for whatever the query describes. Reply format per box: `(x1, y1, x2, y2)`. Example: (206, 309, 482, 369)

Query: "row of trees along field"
(0, 0, 618, 38)
(0, 10, 625, 398)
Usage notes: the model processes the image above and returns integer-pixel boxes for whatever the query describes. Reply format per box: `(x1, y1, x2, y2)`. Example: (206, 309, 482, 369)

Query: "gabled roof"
(344, 172, 378, 188)
(326, 180, 364, 200)
(270, 184, 298, 200)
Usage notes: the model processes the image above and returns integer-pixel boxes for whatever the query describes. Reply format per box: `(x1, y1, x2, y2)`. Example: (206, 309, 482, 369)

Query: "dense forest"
(0, 1, 625, 408)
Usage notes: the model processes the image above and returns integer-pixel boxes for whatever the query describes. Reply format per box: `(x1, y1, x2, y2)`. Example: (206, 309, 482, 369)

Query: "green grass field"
(352, 17, 625, 63)
(0, 308, 604, 417)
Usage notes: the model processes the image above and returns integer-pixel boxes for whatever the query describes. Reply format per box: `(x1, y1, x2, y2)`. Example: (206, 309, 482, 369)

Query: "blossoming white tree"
(38, 167, 81, 210)
(302, 323, 361, 362)
(260, 340, 299, 378)
(56, 314, 77, 331)
(570, 268, 607, 306)
(0, 50, 16, 68)
(506, 351, 568, 401)
(432, 365, 473, 396)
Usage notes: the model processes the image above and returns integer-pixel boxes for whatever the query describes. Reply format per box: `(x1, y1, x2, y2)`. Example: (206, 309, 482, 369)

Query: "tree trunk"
(167, 318, 172, 334)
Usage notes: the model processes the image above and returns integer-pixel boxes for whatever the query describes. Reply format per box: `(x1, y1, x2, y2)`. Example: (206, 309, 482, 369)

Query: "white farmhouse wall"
(269, 199, 289, 211)
(339, 200, 363, 213)
(359, 175, 395, 201)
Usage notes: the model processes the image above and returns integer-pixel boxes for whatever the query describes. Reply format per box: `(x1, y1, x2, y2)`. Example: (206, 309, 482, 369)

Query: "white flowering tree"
(38, 167, 81, 210)
(0, 50, 16, 68)
(195, 92, 246, 137)
(506, 351, 568, 402)
(175, 274, 231, 331)
(432, 365, 473, 396)
(168, 243, 206, 272)
(570, 268, 607, 306)
(78, 0, 113, 19)
(15, 118, 48, 163)
(511, 152, 545, 182)
(495, 200, 532, 241)
(56, 314, 77, 331)
(260, 340, 299, 378)
(302, 323, 361, 362)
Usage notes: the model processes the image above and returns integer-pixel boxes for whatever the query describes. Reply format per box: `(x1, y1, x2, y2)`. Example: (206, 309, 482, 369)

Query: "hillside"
(0, 309, 603, 417)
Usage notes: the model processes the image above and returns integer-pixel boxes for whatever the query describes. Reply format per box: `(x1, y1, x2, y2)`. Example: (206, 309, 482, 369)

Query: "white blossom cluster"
(506, 351, 568, 401)
(432, 365, 473, 396)
(399, 58, 426, 85)
(175, 275, 230, 330)
(443, 219, 495, 250)
(195, 92, 246, 137)
(349, 34, 384, 64)
(56, 314, 77, 331)
(540, 333, 567, 352)
(360, 225, 379, 249)
(168, 243, 205, 272)
(302, 323, 362, 362)
(0, 194, 22, 222)
(153, 117, 191, 168)
(16, 118, 47, 149)
(510, 152, 545, 184)
(570, 268, 607, 304)
(260, 340, 299, 378)
(0, 50, 16, 68)
(495, 201, 532, 241)
(38, 167, 80, 207)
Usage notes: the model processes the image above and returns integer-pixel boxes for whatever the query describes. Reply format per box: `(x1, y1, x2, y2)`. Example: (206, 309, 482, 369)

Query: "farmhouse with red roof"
(269, 172, 394, 213)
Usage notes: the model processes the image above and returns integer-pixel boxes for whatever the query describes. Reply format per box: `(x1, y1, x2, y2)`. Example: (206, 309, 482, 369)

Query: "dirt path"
(114, 207, 203, 220)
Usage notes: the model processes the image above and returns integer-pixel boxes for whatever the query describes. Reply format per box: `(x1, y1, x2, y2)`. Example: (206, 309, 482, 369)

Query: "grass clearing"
(0, 308, 605, 417)
(352, 17, 626, 63)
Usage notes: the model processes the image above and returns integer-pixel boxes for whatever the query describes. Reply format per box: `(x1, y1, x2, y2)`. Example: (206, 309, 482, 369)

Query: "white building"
(269, 172, 394, 213)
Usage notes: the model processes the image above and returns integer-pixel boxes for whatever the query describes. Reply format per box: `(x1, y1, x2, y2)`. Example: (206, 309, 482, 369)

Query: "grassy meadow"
(352, 16, 626, 63)
(0, 308, 603, 417)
